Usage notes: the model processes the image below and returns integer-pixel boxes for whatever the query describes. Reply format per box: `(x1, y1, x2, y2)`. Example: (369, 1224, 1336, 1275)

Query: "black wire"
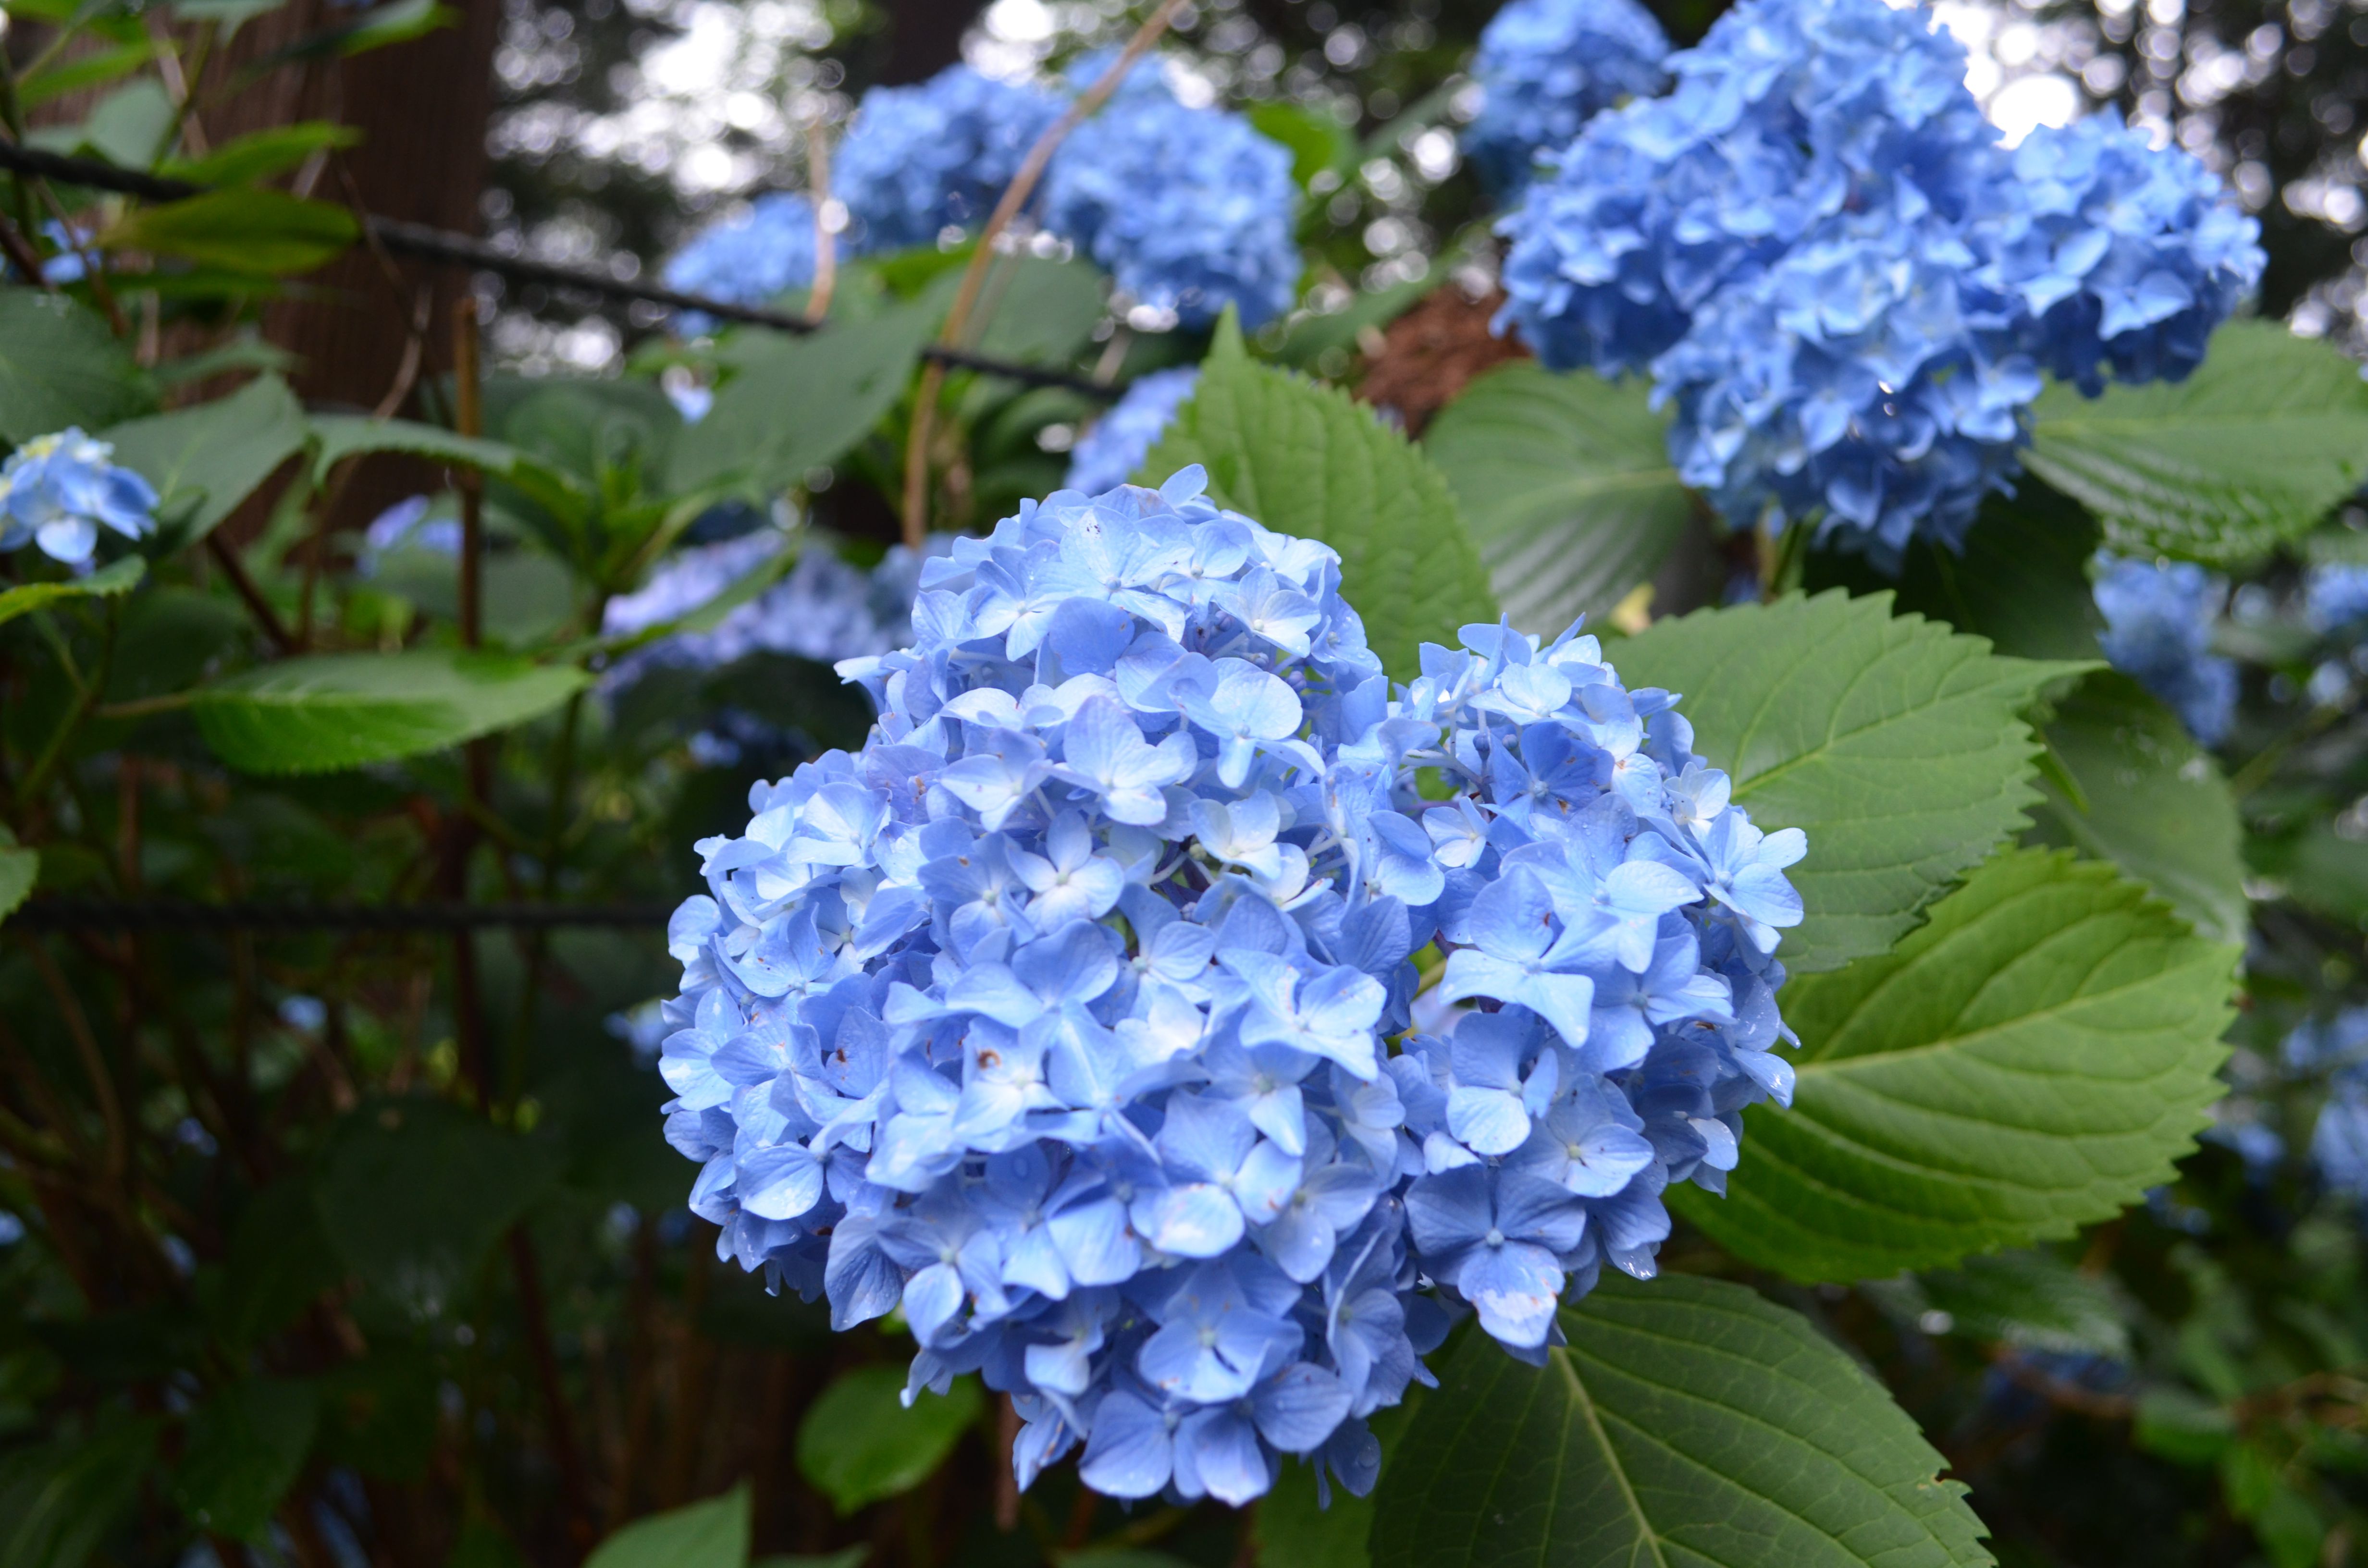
(12, 900, 676, 932)
(0, 141, 1118, 400)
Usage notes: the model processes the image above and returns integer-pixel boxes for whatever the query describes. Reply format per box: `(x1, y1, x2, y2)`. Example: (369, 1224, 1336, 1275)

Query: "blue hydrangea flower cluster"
(648, 470, 1804, 1502)
(1986, 114, 2267, 395)
(1495, 0, 2262, 566)
(2093, 555, 2237, 745)
(2306, 563, 2368, 637)
(603, 530, 935, 685)
(1044, 79, 1301, 329)
(1463, 0, 1671, 198)
(2284, 1009, 2368, 1200)
(663, 193, 822, 332)
(837, 67, 1065, 253)
(0, 429, 160, 565)
(1063, 367, 1199, 493)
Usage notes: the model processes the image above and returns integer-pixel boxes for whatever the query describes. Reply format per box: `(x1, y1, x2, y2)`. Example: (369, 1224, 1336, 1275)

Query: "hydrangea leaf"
(191, 650, 591, 775)
(0, 826, 37, 926)
(1674, 848, 2236, 1282)
(1614, 589, 2086, 971)
(1423, 362, 1691, 637)
(583, 1484, 749, 1568)
(963, 253, 1110, 368)
(1862, 1250, 2132, 1360)
(170, 1378, 319, 1541)
(103, 374, 309, 548)
(1371, 1274, 1993, 1568)
(795, 1367, 983, 1515)
(308, 415, 584, 524)
(665, 304, 936, 499)
(2024, 321, 2368, 566)
(1141, 312, 1497, 678)
(0, 1416, 160, 1568)
(98, 188, 358, 276)
(313, 1099, 563, 1320)
(0, 291, 154, 444)
(2028, 672, 2248, 946)
(0, 556, 147, 631)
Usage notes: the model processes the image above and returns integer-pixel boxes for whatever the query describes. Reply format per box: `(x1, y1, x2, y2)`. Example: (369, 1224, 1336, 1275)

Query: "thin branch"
(207, 534, 299, 654)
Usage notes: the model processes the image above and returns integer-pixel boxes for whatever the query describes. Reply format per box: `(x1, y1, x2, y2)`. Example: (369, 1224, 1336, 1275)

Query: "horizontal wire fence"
(11, 900, 678, 931)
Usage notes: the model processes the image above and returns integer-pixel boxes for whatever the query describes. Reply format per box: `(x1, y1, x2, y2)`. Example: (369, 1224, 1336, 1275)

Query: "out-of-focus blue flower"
(645, 467, 1802, 1498)
(1064, 368, 1199, 493)
(2306, 563, 2368, 637)
(603, 530, 941, 684)
(279, 995, 328, 1032)
(0, 429, 160, 565)
(1495, 0, 2258, 566)
(1046, 83, 1301, 328)
(2093, 555, 2236, 744)
(1986, 114, 2265, 395)
(356, 495, 463, 577)
(2287, 1009, 2368, 1199)
(1464, 0, 1670, 198)
(664, 194, 821, 334)
(838, 67, 1063, 253)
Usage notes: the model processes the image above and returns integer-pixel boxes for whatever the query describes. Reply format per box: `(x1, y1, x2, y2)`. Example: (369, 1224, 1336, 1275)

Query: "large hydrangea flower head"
(1496, 0, 2003, 379)
(1986, 113, 2264, 395)
(836, 66, 1064, 253)
(1463, 0, 1671, 198)
(663, 194, 819, 334)
(1045, 77, 1301, 329)
(1063, 367, 1200, 494)
(649, 470, 1806, 1502)
(0, 428, 160, 565)
(2093, 554, 2237, 744)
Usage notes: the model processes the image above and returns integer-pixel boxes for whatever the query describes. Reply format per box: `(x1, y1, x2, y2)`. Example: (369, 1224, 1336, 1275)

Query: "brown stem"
(508, 1225, 596, 1554)
(993, 1395, 1020, 1531)
(24, 940, 125, 1180)
(805, 117, 838, 321)
(899, 0, 1188, 545)
(206, 534, 299, 654)
(0, 206, 54, 290)
(609, 1214, 661, 1531)
(454, 299, 485, 650)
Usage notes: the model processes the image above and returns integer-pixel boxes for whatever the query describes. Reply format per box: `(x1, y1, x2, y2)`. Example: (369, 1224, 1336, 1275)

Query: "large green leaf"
(104, 374, 310, 546)
(667, 306, 935, 498)
(313, 1099, 562, 1320)
(172, 1379, 319, 1541)
(584, 1485, 748, 1568)
(100, 188, 358, 276)
(963, 253, 1110, 368)
(1372, 1275, 1992, 1568)
(2023, 321, 2368, 565)
(1614, 590, 2084, 971)
(1676, 849, 2237, 1282)
(1142, 312, 1497, 679)
(0, 557, 145, 630)
(2029, 673, 2248, 945)
(1865, 1250, 2131, 1360)
(795, 1366, 983, 1515)
(190, 649, 590, 774)
(0, 292, 154, 444)
(1423, 362, 1690, 636)
(0, 1417, 160, 1568)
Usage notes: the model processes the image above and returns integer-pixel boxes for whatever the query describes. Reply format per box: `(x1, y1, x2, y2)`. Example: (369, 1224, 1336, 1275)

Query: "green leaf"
(205, 1179, 342, 1351)
(1423, 362, 1689, 635)
(2028, 672, 2248, 945)
(100, 188, 358, 276)
(1256, 1395, 1419, 1568)
(965, 254, 1110, 368)
(1806, 480, 2104, 664)
(2023, 321, 2368, 565)
(312, 1099, 562, 1319)
(584, 1484, 749, 1568)
(1141, 311, 1497, 679)
(2251, 823, 2368, 926)
(104, 373, 309, 546)
(1674, 848, 2237, 1282)
(16, 38, 156, 110)
(1249, 100, 1357, 189)
(668, 307, 935, 498)
(0, 557, 145, 630)
(172, 1379, 319, 1541)
(795, 1366, 983, 1515)
(1372, 1275, 1992, 1568)
(1866, 1250, 2131, 1358)
(370, 546, 578, 647)
(163, 121, 361, 186)
(1614, 589, 2084, 971)
(190, 649, 590, 774)
(0, 826, 37, 925)
(0, 1416, 160, 1568)
(0, 292, 154, 444)
(34, 78, 175, 169)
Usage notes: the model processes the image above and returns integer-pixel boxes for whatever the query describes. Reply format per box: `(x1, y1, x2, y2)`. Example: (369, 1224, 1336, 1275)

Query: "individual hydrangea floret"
(837, 66, 1064, 253)
(1463, 0, 1671, 198)
(1986, 114, 2265, 395)
(2093, 554, 2236, 744)
(0, 429, 160, 565)
(645, 468, 1805, 1503)
(2305, 562, 2368, 637)
(663, 194, 820, 334)
(1063, 367, 1199, 494)
(1045, 82, 1301, 328)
